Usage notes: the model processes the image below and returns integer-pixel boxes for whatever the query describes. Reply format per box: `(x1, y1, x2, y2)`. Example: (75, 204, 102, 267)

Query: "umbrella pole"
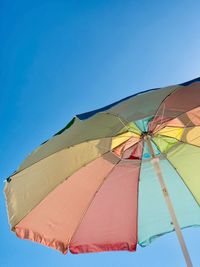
(145, 135, 193, 267)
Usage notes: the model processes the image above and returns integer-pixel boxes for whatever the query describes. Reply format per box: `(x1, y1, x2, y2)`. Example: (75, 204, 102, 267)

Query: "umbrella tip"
(6, 177, 12, 183)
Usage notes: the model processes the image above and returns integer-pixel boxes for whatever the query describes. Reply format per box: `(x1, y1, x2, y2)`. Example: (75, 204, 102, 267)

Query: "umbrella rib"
(101, 111, 142, 135)
(149, 85, 180, 130)
(153, 104, 200, 133)
(155, 125, 200, 129)
(135, 140, 145, 245)
(68, 157, 122, 249)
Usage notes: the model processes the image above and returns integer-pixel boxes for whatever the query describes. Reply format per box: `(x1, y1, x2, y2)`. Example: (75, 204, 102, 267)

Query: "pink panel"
(15, 153, 119, 254)
(153, 106, 200, 133)
(187, 106, 200, 125)
(149, 83, 200, 132)
(165, 106, 200, 128)
(70, 160, 141, 254)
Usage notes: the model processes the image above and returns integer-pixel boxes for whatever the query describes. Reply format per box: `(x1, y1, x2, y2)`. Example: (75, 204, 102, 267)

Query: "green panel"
(138, 157, 200, 247)
(19, 113, 123, 171)
(167, 143, 200, 205)
(153, 135, 178, 154)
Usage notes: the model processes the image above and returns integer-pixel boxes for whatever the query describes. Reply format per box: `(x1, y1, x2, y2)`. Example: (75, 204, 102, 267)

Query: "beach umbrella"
(5, 78, 200, 267)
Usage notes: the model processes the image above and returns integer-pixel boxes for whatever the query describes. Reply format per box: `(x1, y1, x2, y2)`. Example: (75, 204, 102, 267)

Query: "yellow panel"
(182, 126, 200, 146)
(111, 132, 140, 149)
(157, 126, 184, 140)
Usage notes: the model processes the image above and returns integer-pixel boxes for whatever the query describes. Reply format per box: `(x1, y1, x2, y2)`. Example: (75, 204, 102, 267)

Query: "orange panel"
(14, 153, 119, 254)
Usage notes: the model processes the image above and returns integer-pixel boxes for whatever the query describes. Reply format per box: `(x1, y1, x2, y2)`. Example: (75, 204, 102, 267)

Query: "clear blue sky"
(0, 0, 200, 266)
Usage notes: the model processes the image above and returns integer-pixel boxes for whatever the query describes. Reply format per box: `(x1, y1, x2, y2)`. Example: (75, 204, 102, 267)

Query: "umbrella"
(5, 77, 200, 267)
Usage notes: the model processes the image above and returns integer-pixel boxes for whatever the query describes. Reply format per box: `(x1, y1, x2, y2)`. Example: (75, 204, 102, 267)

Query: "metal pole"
(145, 135, 193, 267)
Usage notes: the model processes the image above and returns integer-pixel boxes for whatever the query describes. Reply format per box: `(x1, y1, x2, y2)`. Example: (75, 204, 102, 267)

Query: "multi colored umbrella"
(5, 78, 200, 267)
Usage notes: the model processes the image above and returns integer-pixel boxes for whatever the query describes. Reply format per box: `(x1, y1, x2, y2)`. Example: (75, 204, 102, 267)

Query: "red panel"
(123, 141, 143, 160)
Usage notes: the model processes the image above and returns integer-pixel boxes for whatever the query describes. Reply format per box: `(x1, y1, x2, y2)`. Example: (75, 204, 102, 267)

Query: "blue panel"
(138, 157, 200, 247)
(135, 116, 154, 132)
(142, 141, 160, 159)
(180, 76, 200, 86)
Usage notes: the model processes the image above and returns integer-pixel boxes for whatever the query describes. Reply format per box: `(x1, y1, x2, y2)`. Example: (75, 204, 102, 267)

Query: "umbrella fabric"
(5, 77, 200, 254)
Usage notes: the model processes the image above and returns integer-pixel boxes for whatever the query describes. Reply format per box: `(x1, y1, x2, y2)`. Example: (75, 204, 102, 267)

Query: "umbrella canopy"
(5, 77, 200, 266)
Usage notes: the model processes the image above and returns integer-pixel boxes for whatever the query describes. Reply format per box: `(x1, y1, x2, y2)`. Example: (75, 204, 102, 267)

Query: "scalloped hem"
(15, 226, 137, 255)
(15, 227, 68, 254)
(70, 242, 137, 254)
